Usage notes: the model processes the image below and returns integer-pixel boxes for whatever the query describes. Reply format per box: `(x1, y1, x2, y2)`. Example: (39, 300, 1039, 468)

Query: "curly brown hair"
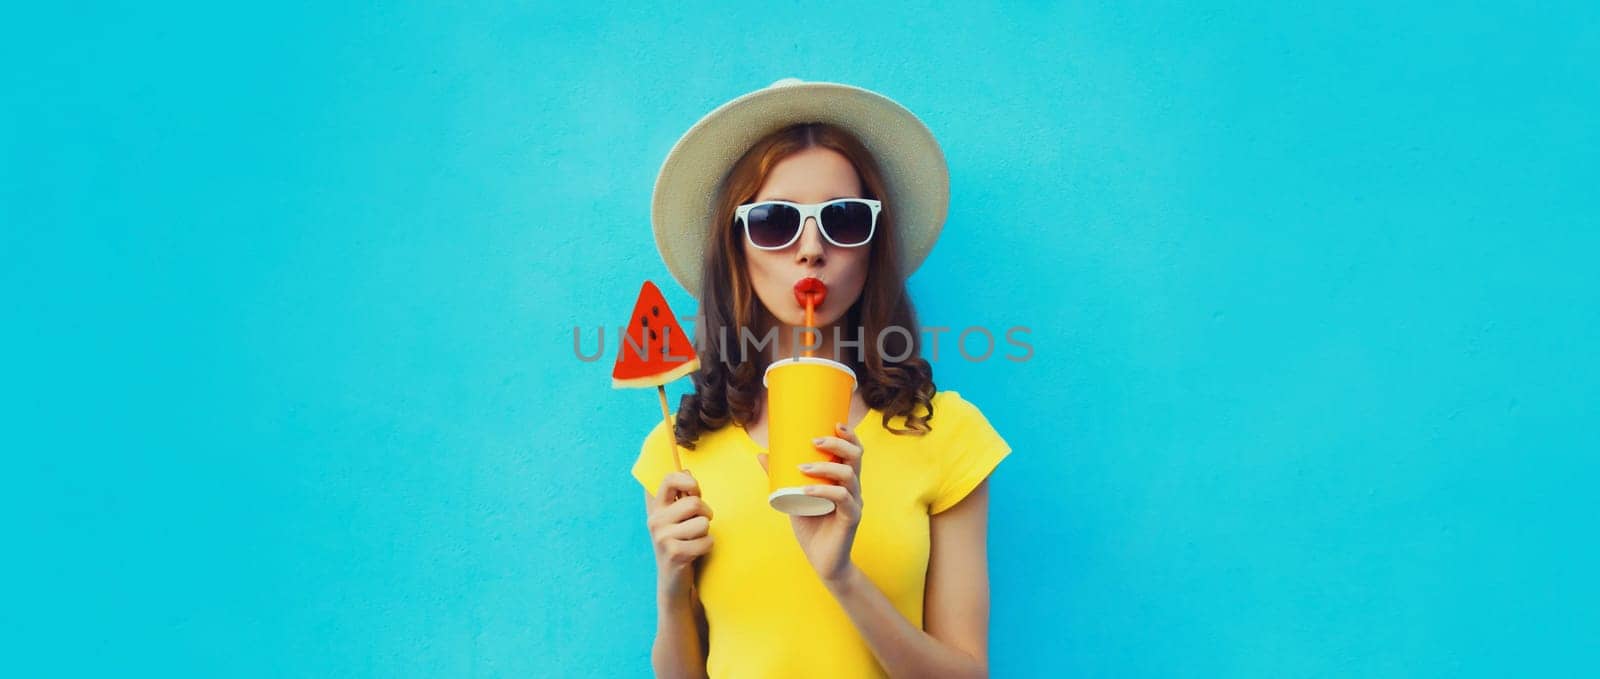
(674, 122, 937, 449)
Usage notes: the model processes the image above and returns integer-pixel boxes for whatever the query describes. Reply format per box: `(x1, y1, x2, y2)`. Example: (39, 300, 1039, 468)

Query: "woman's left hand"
(762, 422, 864, 584)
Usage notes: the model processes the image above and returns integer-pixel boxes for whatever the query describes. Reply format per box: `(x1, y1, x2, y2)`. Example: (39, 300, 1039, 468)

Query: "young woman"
(631, 79, 1011, 679)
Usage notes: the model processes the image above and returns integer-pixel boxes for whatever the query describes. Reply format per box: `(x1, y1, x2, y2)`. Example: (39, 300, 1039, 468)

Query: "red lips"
(793, 277, 828, 308)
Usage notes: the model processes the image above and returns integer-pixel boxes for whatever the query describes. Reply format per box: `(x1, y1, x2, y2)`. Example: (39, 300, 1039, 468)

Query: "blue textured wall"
(7, 2, 1597, 677)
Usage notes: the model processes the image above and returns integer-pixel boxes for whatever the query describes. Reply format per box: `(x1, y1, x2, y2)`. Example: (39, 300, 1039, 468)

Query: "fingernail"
(799, 463, 814, 471)
(811, 437, 823, 444)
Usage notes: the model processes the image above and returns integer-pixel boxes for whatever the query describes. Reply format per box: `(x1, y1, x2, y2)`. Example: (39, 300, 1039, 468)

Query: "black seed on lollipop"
(652, 305, 660, 317)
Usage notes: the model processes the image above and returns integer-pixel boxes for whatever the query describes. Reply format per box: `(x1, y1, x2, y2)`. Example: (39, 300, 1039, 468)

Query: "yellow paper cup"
(762, 357, 857, 516)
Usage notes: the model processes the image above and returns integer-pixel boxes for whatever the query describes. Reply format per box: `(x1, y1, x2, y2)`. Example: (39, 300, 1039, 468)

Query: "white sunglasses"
(734, 198, 882, 250)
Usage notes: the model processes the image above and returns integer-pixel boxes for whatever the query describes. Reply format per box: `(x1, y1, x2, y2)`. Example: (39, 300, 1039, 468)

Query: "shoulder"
(928, 390, 993, 433)
(637, 413, 737, 450)
(921, 390, 1011, 514)
(633, 412, 739, 465)
(931, 389, 974, 414)
(631, 416, 680, 496)
(631, 413, 743, 495)
(638, 416, 671, 447)
(878, 389, 983, 435)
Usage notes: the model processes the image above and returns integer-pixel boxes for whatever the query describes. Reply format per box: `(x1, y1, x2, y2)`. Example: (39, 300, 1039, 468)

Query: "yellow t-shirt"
(631, 390, 1011, 678)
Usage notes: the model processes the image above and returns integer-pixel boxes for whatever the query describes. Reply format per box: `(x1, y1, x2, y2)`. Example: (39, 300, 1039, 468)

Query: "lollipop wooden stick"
(804, 301, 815, 358)
(656, 384, 682, 471)
(612, 281, 700, 474)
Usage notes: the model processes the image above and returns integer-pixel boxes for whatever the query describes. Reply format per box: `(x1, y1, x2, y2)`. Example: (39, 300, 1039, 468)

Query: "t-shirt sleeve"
(929, 392, 1013, 515)
(630, 419, 678, 497)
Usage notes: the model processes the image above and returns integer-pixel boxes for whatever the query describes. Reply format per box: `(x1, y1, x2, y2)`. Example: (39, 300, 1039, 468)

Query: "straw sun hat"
(650, 78, 950, 296)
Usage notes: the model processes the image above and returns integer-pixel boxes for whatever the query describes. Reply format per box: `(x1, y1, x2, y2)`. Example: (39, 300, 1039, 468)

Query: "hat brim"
(651, 81, 949, 297)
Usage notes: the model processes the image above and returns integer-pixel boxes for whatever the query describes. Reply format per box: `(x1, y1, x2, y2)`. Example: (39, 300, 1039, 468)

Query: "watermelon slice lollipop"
(612, 280, 700, 388)
(612, 280, 700, 472)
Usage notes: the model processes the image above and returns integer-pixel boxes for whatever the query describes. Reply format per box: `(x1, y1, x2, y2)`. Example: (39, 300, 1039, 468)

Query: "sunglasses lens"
(821, 201, 874, 245)
(744, 203, 801, 248)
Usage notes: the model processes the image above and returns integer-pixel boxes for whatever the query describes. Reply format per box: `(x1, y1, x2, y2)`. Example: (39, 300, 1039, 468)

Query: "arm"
(822, 480, 992, 679)
(651, 545, 709, 679)
(644, 474, 715, 679)
(788, 425, 994, 678)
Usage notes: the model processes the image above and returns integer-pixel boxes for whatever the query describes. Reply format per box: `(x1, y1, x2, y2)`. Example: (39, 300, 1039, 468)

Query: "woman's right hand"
(646, 471, 715, 597)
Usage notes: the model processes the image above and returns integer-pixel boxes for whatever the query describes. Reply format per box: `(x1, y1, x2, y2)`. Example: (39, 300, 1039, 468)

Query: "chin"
(756, 288, 853, 327)
(768, 307, 827, 328)
(779, 309, 813, 327)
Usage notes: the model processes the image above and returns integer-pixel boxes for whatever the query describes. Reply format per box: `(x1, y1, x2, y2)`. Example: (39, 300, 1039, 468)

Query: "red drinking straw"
(804, 300, 815, 358)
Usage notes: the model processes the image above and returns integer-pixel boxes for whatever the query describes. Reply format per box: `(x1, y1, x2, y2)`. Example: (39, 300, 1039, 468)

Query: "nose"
(794, 215, 826, 267)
